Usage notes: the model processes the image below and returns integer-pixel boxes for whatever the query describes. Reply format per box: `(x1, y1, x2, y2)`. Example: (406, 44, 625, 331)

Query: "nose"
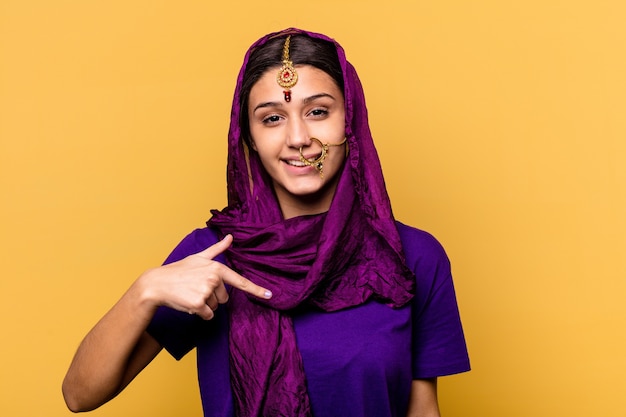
(284, 117, 311, 149)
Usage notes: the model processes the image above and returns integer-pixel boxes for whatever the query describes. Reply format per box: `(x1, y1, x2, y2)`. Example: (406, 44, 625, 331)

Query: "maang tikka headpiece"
(276, 34, 347, 178)
(276, 35, 298, 102)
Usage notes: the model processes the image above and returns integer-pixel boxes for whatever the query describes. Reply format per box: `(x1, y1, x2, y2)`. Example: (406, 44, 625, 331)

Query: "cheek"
(332, 110, 346, 136)
(334, 146, 347, 165)
(248, 122, 267, 153)
(248, 129, 271, 156)
(247, 119, 257, 150)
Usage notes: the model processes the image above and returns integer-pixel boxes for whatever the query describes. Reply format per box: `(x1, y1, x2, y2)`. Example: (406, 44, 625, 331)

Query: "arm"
(62, 280, 163, 412)
(398, 225, 470, 416)
(406, 378, 440, 417)
(62, 235, 272, 412)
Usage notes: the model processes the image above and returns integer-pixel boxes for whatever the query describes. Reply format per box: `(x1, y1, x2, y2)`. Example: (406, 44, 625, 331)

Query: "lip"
(294, 152, 323, 162)
(283, 159, 308, 168)
(281, 155, 319, 173)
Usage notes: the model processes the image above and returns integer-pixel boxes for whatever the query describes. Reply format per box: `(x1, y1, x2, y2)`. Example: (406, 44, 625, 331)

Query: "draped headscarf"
(207, 28, 415, 417)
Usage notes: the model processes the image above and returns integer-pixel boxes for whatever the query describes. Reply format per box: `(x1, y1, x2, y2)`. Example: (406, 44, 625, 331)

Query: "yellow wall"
(1, 1, 625, 416)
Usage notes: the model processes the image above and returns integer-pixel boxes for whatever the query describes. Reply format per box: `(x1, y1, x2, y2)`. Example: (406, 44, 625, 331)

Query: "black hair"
(239, 35, 344, 145)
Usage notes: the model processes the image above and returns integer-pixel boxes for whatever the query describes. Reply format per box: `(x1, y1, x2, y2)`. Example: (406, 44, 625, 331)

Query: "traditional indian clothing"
(148, 28, 469, 417)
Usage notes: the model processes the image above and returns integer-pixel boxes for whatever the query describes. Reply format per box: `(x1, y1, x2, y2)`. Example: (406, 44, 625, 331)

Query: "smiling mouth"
(285, 153, 322, 167)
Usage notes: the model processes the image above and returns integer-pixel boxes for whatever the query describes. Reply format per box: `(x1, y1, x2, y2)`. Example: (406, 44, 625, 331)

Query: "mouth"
(285, 159, 308, 167)
(284, 153, 322, 167)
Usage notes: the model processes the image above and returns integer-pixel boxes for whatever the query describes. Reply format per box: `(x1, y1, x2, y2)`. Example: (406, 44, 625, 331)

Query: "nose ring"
(298, 137, 347, 178)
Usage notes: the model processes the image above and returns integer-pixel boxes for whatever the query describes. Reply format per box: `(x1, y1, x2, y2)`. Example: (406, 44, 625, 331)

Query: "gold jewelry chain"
(298, 137, 347, 178)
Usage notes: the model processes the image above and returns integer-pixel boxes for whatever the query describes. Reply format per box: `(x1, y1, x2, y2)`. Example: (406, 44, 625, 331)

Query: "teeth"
(286, 159, 307, 167)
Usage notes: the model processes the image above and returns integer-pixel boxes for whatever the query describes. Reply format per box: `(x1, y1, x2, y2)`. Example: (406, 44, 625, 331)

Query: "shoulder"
(163, 227, 221, 265)
(395, 221, 450, 272)
(398, 222, 471, 377)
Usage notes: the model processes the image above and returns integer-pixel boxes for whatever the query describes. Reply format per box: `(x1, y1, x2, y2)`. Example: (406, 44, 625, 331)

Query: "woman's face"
(248, 65, 346, 219)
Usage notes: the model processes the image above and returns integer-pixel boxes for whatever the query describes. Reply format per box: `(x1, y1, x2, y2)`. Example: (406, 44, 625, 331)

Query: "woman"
(63, 28, 470, 417)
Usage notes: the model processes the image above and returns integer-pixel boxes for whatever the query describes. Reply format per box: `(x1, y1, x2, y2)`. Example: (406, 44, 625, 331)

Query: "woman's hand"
(138, 234, 272, 320)
(63, 234, 269, 412)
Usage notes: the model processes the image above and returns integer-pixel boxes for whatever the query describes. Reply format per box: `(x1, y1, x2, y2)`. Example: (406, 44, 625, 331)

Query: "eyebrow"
(253, 101, 283, 113)
(303, 93, 337, 105)
(252, 93, 337, 113)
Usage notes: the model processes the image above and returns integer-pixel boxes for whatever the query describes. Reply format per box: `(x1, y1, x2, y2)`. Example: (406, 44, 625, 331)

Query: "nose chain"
(298, 137, 347, 178)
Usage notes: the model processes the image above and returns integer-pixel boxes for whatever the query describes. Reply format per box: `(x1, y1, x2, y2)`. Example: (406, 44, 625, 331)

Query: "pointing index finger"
(222, 268, 273, 300)
(198, 234, 272, 299)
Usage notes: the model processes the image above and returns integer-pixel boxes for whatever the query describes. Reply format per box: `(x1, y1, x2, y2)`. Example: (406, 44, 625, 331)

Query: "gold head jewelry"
(276, 35, 298, 102)
(299, 137, 347, 178)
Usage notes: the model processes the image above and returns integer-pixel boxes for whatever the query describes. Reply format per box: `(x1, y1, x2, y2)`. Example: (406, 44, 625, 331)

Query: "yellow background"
(1, 1, 625, 416)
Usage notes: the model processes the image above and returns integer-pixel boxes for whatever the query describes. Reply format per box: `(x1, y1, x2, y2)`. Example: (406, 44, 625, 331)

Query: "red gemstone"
(284, 91, 291, 102)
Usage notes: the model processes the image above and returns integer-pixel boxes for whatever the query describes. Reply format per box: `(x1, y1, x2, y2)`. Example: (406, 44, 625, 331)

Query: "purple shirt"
(147, 222, 470, 416)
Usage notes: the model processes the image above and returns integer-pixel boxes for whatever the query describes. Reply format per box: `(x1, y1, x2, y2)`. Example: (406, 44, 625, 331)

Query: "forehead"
(249, 65, 343, 103)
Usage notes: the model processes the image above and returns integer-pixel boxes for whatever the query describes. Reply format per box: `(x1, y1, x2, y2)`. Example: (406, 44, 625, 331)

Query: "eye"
(308, 108, 329, 118)
(261, 114, 282, 125)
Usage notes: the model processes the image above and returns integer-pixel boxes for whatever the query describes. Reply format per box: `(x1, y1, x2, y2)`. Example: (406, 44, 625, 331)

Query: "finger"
(191, 304, 214, 320)
(206, 293, 218, 311)
(213, 281, 229, 304)
(220, 267, 273, 300)
(196, 234, 234, 260)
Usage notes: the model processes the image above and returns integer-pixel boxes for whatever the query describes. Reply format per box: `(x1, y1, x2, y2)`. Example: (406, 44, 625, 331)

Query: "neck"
(279, 197, 331, 220)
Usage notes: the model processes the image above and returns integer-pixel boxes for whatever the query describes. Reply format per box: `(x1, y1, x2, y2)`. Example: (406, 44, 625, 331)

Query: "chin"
(286, 182, 325, 197)
(275, 177, 337, 204)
